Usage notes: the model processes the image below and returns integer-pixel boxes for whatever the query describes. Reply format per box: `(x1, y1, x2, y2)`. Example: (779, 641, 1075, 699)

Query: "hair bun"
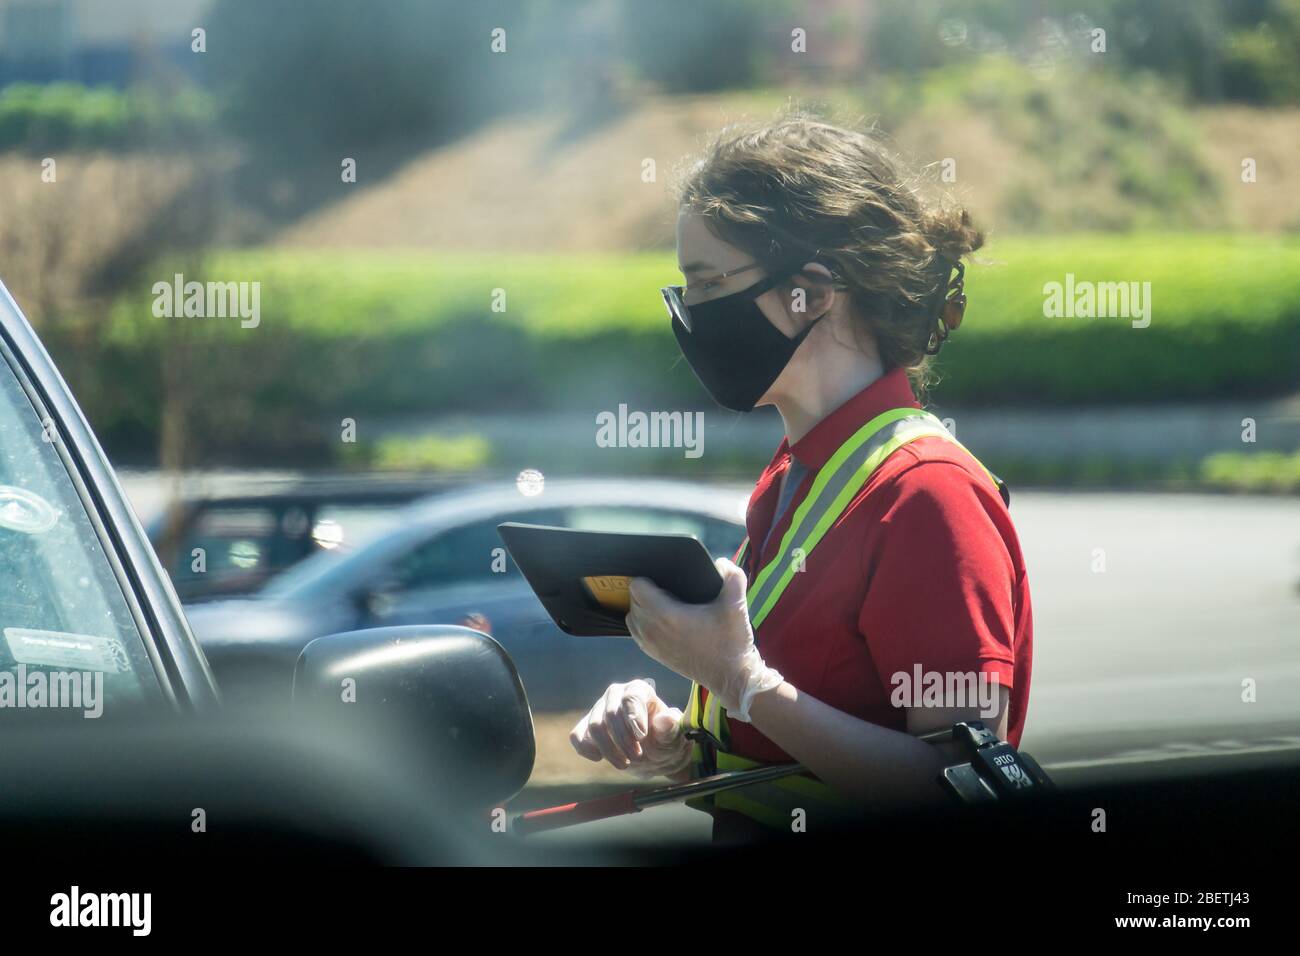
(921, 206, 985, 263)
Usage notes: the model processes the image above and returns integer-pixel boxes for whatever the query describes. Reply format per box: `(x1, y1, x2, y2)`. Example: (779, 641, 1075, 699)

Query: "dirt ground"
(274, 95, 1300, 252)
(527, 710, 635, 787)
(1198, 105, 1300, 231)
(0, 151, 198, 320)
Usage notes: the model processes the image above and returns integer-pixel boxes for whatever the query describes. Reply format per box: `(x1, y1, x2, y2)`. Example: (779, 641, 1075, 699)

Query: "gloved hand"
(626, 558, 783, 723)
(569, 679, 692, 777)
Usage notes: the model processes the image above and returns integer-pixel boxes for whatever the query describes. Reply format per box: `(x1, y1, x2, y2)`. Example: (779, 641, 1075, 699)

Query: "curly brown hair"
(675, 113, 984, 396)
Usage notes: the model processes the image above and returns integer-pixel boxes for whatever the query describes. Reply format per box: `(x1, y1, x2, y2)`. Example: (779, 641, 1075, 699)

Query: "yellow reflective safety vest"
(682, 407, 1006, 830)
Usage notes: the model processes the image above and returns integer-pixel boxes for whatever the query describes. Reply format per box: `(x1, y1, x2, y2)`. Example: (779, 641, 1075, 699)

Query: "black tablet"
(496, 522, 724, 637)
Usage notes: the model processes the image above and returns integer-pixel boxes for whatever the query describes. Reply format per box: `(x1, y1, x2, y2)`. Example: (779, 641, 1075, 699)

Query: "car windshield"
(0, 349, 162, 715)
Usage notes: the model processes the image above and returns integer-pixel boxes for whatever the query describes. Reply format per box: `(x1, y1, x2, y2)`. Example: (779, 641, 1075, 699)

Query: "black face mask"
(666, 271, 826, 413)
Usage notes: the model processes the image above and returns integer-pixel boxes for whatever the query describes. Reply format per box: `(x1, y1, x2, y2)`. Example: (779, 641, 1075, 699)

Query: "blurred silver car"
(186, 479, 748, 711)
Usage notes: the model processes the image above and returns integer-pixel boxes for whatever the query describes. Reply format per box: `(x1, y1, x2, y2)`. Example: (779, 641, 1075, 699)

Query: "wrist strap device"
(920, 720, 1055, 802)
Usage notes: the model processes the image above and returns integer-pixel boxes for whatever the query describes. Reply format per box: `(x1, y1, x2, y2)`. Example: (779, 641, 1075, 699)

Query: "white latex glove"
(569, 679, 692, 777)
(625, 558, 783, 723)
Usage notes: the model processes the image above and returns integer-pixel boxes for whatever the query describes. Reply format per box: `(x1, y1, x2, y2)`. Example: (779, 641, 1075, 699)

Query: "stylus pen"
(508, 763, 806, 836)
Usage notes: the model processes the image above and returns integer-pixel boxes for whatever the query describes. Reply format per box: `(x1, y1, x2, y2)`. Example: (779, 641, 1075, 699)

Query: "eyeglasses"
(661, 257, 835, 333)
(660, 261, 765, 332)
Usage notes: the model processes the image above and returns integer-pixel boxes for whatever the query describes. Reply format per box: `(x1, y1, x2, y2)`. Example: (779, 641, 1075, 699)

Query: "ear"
(786, 262, 836, 324)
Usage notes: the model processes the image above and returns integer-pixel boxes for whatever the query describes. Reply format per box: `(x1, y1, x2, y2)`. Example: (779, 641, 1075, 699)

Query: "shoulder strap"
(684, 409, 1006, 756)
(747, 408, 1002, 630)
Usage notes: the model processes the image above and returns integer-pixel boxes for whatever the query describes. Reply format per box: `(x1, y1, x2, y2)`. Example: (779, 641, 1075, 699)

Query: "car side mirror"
(291, 625, 535, 810)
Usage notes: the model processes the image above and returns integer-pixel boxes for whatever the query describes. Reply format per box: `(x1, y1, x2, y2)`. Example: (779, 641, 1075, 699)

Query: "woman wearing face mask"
(570, 115, 1033, 840)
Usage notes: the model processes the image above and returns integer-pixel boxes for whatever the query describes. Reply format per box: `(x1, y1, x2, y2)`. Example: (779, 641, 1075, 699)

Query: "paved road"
(1010, 493, 1299, 761)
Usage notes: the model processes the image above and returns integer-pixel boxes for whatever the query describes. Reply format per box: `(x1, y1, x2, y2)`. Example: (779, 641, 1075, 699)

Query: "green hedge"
(930, 233, 1300, 403)
(65, 233, 1300, 463)
(0, 83, 215, 151)
(1201, 450, 1300, 492)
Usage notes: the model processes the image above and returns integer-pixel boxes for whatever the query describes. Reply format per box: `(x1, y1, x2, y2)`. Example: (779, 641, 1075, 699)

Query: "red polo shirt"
(723, 367, 1033, 762)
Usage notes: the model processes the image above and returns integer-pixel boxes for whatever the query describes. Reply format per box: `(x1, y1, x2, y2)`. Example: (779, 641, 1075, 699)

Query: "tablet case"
(496, 522, 724, 637)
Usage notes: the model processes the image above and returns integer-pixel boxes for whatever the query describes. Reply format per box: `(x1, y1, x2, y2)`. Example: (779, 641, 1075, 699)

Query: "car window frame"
(0, 286, 220, 712)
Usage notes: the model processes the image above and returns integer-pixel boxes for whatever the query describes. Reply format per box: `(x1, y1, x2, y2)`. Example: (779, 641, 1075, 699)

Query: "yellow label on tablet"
(581, 575, 632, 613)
